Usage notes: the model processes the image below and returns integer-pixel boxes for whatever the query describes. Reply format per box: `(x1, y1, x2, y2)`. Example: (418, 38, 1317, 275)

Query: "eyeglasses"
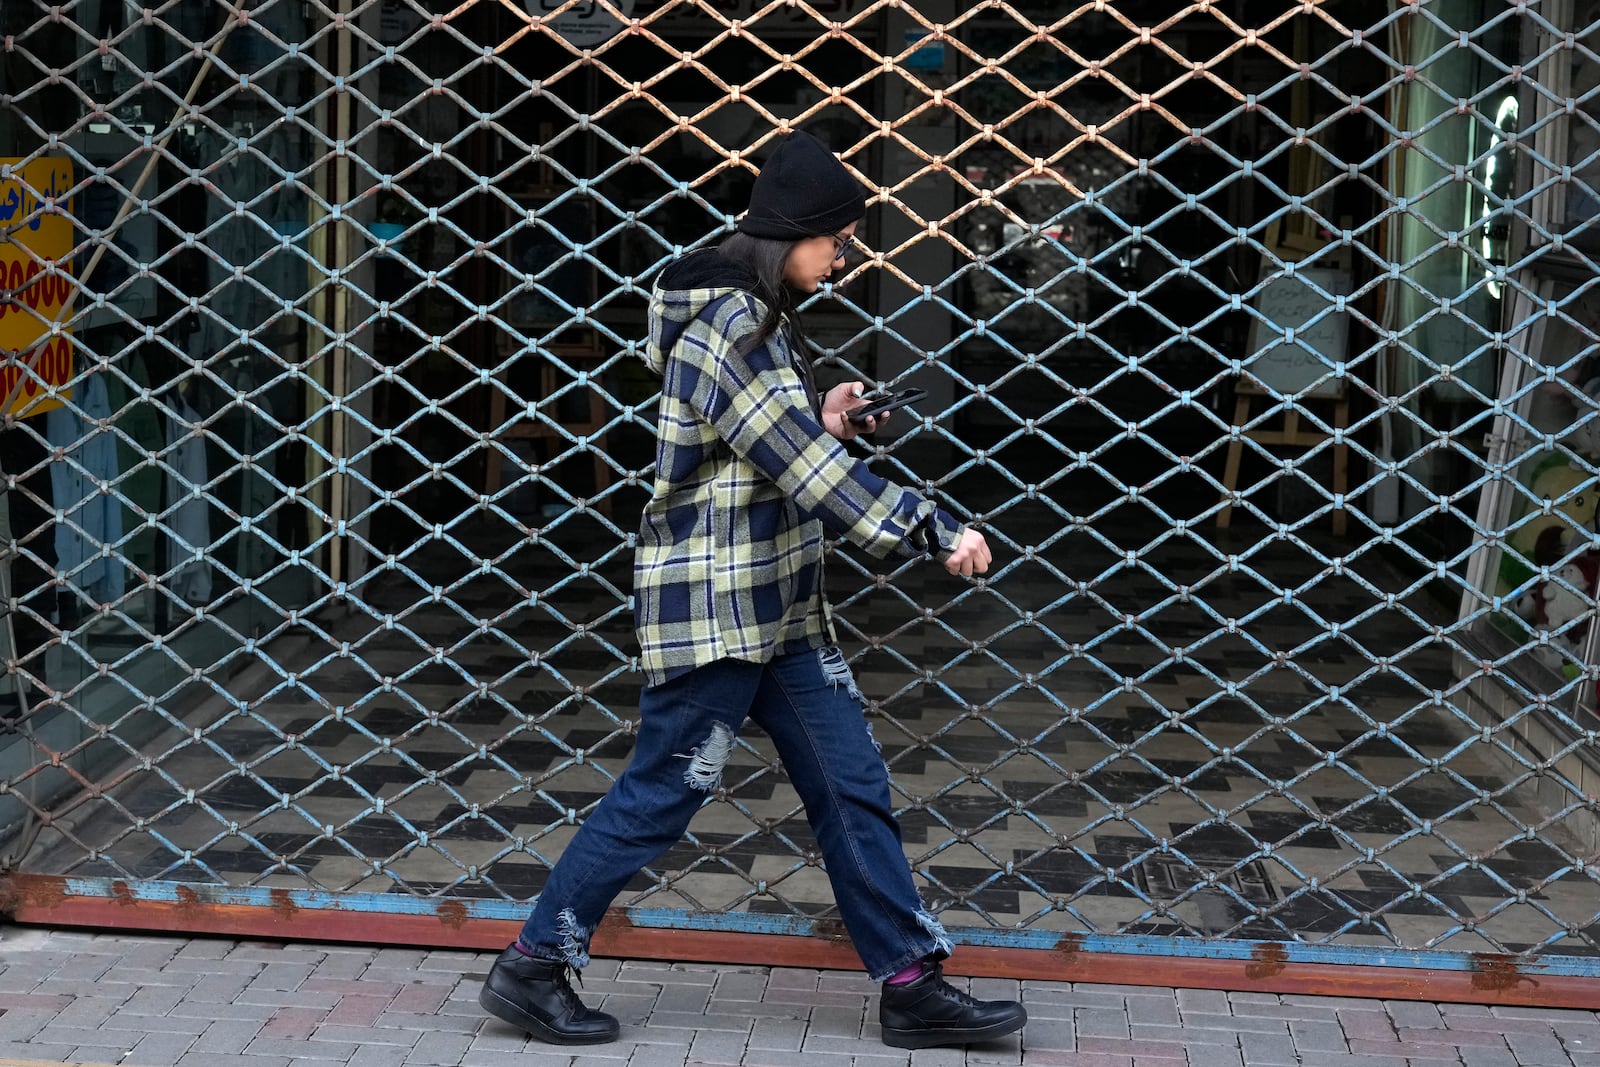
(828, 230, 863, 261)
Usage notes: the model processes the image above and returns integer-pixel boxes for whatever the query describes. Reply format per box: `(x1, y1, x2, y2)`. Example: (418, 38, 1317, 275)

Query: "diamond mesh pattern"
(1, 0, 1598, 964)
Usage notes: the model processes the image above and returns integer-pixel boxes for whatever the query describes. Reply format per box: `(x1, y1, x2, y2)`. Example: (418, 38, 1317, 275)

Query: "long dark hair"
(716, 231, 807, 356)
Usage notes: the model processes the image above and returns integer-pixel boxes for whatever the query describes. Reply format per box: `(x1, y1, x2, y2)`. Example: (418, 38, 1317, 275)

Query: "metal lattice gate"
(2, 0, 1599, 1001)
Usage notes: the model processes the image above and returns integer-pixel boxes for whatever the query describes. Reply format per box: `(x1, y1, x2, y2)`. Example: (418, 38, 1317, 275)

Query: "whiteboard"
(1244, 267, 1352, 398)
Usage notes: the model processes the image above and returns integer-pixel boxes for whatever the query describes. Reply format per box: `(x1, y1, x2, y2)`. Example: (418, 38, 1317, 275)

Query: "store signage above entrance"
(528, 0, 636, 46)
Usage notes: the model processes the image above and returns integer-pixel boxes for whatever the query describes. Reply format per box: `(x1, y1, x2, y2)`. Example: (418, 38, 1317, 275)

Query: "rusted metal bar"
(3, 875, 1596, 1007)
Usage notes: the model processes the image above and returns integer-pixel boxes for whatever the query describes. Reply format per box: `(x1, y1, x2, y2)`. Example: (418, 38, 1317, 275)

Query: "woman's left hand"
(821, 381, 889, 441)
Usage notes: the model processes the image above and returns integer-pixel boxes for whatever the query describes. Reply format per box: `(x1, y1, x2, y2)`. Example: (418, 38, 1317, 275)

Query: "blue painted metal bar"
(11, 877, 1597, 979)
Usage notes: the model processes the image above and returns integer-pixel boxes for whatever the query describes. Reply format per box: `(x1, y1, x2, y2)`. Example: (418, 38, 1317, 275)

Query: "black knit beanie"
(737, 130, 867, 240)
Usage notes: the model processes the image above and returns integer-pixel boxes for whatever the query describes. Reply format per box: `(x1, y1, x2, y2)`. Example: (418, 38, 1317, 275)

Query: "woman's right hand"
(944, 528, 992, 577)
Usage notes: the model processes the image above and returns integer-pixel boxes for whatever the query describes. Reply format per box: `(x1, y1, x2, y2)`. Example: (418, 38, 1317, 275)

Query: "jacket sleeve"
(680, 294, 965, 561)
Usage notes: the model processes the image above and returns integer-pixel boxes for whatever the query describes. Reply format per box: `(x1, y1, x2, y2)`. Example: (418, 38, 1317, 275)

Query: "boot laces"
(929, 966, 983, 1008)
(551, 963, 588, 1014)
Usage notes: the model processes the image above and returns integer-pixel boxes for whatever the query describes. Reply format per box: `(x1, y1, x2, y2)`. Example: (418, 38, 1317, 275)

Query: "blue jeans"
(516, 646, 952, 982)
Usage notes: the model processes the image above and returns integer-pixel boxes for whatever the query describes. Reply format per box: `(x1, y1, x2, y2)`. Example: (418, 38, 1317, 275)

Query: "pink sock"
(511, 940, 537, 957)
(885, 962, 924, 985)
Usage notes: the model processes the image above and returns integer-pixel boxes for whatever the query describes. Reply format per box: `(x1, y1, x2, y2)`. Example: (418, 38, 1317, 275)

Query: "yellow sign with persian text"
(1, 157, 75, 417)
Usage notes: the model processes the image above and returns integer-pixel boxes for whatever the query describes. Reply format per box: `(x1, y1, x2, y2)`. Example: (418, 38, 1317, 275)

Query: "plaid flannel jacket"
(635, 253, 966, 687)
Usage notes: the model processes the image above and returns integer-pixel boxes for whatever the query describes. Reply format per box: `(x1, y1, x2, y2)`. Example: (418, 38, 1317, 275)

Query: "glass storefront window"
(1459, 6, 1600, 728)
(1386, 0, 1520, 409)
(1, 3, 320, 816)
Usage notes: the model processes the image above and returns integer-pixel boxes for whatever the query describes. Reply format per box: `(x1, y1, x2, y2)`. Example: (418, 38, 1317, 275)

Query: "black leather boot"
(478, 946, 620, 1044)
(879, 962, 1027, 1049)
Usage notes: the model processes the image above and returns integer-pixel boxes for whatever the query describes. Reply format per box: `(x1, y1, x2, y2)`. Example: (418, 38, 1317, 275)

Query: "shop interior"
(1, 0, 1596, 953)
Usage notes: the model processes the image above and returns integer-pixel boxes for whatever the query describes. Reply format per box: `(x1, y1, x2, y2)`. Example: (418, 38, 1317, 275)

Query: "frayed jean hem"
(864, 936, 952, 983)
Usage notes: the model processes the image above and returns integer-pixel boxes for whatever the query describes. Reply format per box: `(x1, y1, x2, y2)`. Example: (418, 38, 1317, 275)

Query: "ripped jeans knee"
(682, 720, 734, 791)
(819, 645, 863, 703)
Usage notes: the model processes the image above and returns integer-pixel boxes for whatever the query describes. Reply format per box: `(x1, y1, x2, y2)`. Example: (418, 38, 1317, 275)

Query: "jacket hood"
(644, 251, 761, 376)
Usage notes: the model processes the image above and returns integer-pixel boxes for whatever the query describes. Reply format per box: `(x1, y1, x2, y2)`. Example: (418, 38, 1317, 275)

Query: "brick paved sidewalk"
(0, 927, 1596, 1066)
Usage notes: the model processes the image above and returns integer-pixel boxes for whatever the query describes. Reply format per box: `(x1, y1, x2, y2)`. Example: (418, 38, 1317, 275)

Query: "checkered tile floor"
(24, 479, 1600, 962)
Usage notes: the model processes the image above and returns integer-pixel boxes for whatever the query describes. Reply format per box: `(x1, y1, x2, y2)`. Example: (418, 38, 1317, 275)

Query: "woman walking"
(480, 129, 1026, 1051)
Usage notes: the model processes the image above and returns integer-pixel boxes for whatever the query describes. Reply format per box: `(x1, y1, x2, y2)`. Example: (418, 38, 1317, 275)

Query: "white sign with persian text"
(635, 0, 870, 32)
(527, 0, 637, 46)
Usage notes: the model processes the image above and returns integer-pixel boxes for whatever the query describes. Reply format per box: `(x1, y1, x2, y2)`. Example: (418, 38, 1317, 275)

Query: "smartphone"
(847, 387, 927, 426)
